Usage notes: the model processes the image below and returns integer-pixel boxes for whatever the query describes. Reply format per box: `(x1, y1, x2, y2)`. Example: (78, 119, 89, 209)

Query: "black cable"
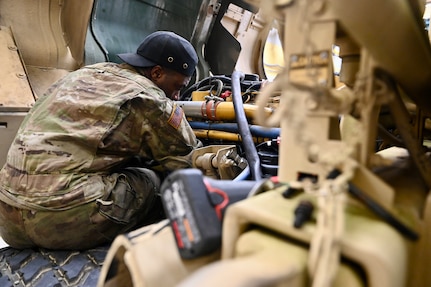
(180, 75, 262, 101)
(327, 169, 419, 241)
(180, 75, 232, 101)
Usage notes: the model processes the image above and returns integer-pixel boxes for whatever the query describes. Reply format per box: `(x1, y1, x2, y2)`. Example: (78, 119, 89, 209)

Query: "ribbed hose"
(231, 71, 262, 180)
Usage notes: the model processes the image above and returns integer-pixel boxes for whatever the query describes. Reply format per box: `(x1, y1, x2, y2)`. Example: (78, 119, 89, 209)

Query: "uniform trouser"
(0, 167, 162, 250)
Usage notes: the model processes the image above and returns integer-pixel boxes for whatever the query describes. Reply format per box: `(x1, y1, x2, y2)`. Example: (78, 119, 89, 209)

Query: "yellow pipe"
(193, 129, 269, 143)
(215, 102, 263, 121)
(177, 100, 274, 123)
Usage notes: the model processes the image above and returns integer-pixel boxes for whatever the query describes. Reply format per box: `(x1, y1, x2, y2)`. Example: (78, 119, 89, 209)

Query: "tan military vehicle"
(1, 0, 431, 286)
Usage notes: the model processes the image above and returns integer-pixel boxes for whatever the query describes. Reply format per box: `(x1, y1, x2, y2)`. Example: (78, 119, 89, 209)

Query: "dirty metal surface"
(0, 26, 35, 112)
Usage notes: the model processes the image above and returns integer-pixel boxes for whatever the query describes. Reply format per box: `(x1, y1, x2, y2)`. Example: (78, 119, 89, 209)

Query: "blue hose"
(233, 165, 250, 181)
(231, 71, 262, 181)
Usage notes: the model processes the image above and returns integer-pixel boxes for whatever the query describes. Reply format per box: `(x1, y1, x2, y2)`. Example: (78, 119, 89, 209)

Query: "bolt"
(293, 200, 314, 228)
(320, 50, 329, 59)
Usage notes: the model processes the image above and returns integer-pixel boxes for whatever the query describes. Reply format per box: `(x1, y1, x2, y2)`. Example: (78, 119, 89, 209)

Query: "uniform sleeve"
(135, 88, 202, 171)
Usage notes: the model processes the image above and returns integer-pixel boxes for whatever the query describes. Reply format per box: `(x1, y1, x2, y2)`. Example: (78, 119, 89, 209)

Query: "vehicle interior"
(1, 0, 431, 286)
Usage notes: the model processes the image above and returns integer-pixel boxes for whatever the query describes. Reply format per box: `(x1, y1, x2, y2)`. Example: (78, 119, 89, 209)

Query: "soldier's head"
(118, 31, 198, 100)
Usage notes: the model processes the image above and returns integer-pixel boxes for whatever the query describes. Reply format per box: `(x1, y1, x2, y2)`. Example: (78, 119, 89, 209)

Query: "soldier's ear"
(150, 65, 163, 81)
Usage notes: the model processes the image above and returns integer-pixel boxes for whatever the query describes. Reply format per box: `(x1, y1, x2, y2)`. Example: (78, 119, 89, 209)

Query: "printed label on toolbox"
(163, 179, 201, 249)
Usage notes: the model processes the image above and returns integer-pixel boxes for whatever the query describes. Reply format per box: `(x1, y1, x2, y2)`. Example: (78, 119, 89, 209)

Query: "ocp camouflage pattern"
(0, 63, 201, 210)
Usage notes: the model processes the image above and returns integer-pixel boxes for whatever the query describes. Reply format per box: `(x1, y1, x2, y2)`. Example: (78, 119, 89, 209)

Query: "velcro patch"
(168, 104, 184, 129)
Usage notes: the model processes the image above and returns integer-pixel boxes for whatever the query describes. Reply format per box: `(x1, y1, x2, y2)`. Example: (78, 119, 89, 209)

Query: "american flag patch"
(168, 104, 184, 129)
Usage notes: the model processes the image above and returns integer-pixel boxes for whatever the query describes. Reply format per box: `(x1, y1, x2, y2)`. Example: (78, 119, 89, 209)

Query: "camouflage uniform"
(0, 62, 201, 250)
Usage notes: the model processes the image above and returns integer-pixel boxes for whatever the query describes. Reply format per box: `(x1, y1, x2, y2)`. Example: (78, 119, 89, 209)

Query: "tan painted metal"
(253, 0, 431, 286)
(0, 26, 35, 109)
(0, 0, 93, 70)
(192, 145, 247, 179)
(0, 26, 35, 167)
(0, 0, 93, 98)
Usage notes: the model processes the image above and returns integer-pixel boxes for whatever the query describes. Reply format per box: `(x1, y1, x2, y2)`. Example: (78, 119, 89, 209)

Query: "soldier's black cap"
(117, 31, 198, 77)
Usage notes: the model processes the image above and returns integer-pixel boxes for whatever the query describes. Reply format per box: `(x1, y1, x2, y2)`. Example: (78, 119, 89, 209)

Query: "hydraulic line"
(327, 169, 418, 241)
(180, 75, 263, 101)
(177, 101, 273, 122)
(193, 130, 268, 143)
(233, 165, 250, 181)
(193, 130, 242, 142)
(189, 122, 280, 139)
(231, 71, 263, 181)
